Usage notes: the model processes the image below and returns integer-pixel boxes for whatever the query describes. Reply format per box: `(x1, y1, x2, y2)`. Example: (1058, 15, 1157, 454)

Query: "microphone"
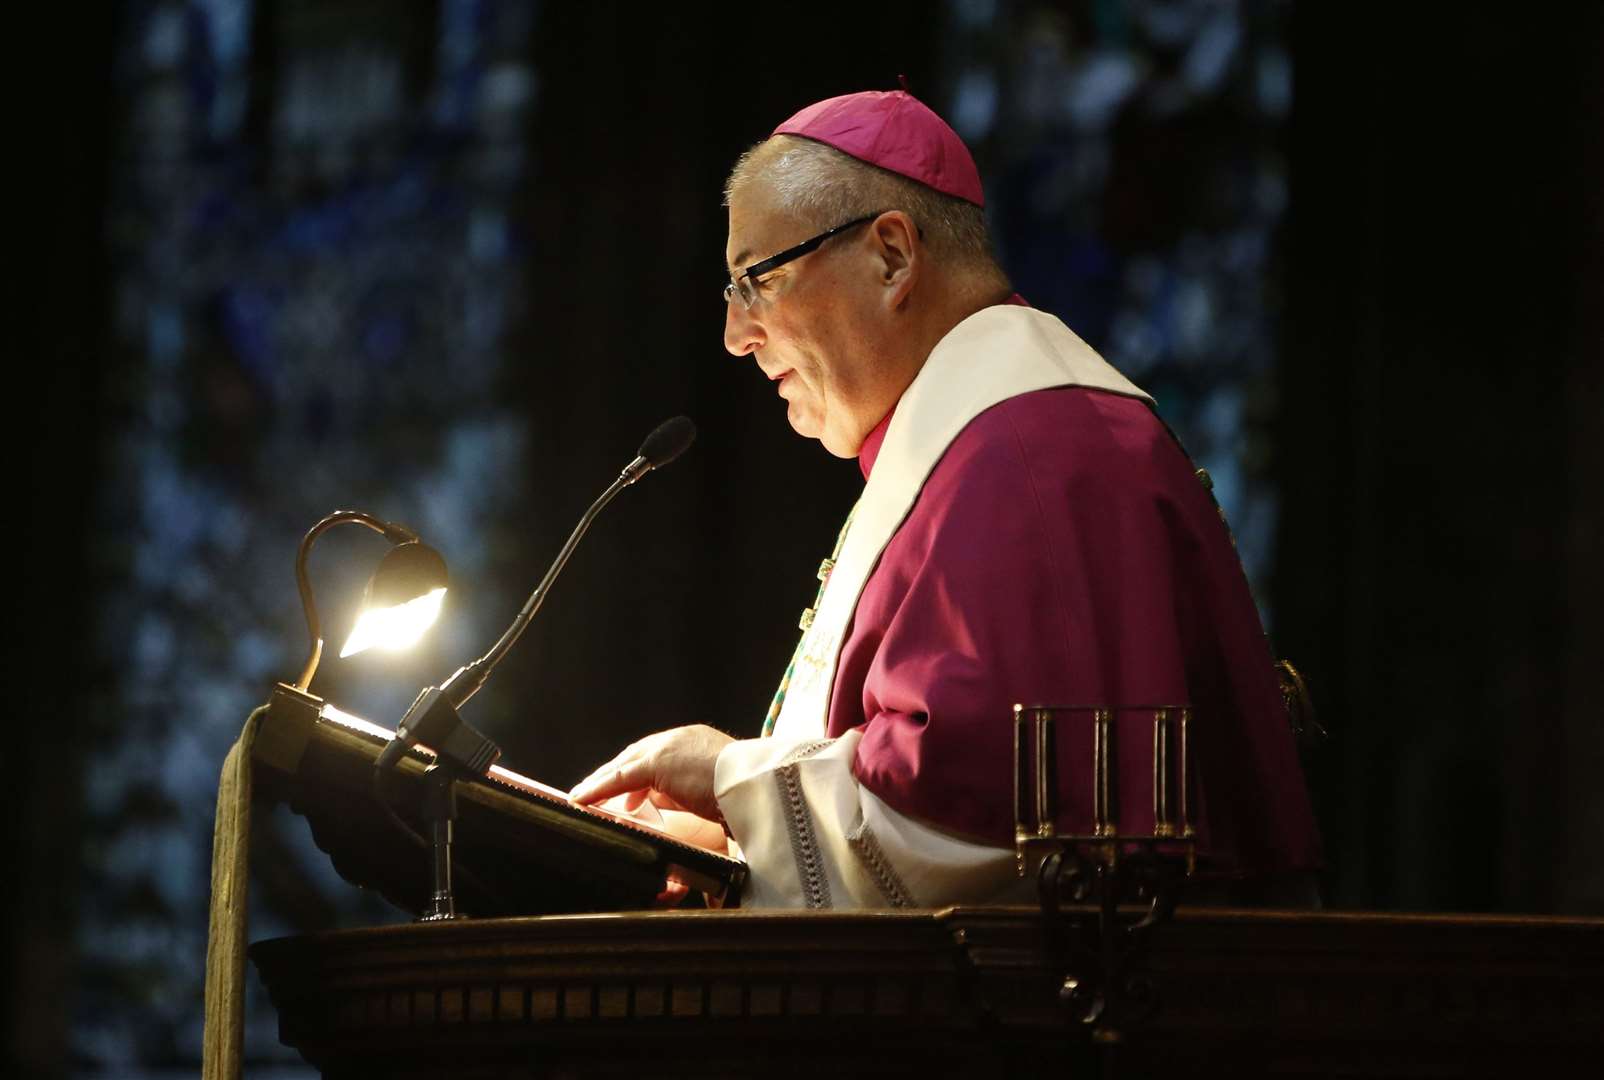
(621, 415, 697, 485)
(375, 416, 698, 773)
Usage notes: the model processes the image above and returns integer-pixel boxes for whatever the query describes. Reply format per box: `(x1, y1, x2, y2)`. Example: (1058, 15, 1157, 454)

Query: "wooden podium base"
(250, 906, 1603, 1078)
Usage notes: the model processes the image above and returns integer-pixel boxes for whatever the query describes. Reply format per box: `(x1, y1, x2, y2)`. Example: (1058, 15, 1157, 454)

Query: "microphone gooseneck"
(440, 414, 697, 713)
(369, 417, 697, 922)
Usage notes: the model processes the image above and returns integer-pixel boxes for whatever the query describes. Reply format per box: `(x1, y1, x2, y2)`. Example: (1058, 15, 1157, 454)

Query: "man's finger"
(569, 758, 650, 805)
(644, 790, 691, 813)
(654, 879, 691, 907)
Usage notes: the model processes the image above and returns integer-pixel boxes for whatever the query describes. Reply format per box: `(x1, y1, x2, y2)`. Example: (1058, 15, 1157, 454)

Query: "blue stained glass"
(85, 0, 537, 1067)
(941, 0, 1290, 626)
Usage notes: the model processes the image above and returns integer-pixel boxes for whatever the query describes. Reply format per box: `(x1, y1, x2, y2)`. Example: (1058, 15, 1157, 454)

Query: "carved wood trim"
(250, 907, 1604, 1075)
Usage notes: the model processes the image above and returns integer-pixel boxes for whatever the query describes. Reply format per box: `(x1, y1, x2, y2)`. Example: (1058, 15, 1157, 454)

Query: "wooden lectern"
(249, 907, 1604, 1077)
(210, 688, 1604, 1078)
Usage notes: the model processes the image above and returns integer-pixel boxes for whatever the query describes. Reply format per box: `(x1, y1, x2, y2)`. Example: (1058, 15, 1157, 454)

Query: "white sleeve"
(713, 728, 1033, 909)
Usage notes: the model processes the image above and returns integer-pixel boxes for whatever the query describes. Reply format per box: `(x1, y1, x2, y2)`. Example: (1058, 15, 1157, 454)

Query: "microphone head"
(638, 415, 697, 470)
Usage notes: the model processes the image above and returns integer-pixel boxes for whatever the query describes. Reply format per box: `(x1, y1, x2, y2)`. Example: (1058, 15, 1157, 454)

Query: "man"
(571, 89, 1321, 908)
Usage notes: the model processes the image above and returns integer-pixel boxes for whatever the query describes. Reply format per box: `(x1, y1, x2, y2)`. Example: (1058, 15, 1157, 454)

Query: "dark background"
(13, 1, 1602, 1073)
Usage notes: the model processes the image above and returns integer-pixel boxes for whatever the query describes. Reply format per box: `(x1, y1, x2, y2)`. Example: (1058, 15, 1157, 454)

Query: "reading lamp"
(216, 510, 449, 1034)
(292, 510, 448, 693)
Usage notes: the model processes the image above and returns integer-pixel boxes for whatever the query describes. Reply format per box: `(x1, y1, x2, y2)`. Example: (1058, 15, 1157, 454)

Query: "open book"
(253, 683, 747, 915)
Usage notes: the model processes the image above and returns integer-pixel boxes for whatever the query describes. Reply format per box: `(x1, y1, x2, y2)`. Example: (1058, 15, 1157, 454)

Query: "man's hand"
(568, 724, 734, 823)
(592, 796, 729, 907)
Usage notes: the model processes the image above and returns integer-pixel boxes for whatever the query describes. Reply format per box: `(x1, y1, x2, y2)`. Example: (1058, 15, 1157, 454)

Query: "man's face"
(723, 184, 881, 458)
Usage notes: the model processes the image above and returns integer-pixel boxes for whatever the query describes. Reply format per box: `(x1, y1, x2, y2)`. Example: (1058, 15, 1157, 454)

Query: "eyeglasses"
(722, 211, 890, 309)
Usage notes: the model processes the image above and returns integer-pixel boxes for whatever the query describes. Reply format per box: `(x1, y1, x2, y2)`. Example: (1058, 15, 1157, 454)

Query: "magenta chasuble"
(716, 304, 1319, 907)
(835, 386, 1321, 875)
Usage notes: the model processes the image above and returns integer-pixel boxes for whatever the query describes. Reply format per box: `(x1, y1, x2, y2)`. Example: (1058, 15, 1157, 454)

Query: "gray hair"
(725, 135, 1009, 284)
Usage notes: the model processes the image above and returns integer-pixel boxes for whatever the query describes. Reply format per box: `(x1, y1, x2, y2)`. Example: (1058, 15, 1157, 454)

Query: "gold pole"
(1012, 704, 1025, 842)
(1179, 707, 1193, 838)
(1035, 710, 1055, 838)
(1093, 708, 1116, 837)
(1153, 708, 1174, 837)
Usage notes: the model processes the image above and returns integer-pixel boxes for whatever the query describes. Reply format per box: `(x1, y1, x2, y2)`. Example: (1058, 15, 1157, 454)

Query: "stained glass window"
(942, 0, 1291, 621)
(83, 0, 537, 1066)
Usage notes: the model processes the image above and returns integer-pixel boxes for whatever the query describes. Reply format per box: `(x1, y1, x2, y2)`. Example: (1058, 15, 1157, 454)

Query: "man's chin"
(785, 406, 819, 441)
(787, 408, 856, 458)
(815, 427, 862, 459)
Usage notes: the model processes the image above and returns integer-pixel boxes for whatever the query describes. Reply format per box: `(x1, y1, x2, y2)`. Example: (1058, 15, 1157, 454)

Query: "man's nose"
(723, 299, 765, 358)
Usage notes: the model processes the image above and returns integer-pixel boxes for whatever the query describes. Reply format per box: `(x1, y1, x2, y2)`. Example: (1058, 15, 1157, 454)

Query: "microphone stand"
(419, 764, 461, 921)
(373, 420, 694, 921)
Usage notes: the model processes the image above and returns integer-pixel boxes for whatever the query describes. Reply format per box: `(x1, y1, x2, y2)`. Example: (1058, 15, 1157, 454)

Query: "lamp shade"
(340, 540, 449, 658)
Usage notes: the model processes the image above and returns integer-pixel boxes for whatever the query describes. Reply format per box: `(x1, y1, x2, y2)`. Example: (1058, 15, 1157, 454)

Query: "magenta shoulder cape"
(831, 387, 1322, 876)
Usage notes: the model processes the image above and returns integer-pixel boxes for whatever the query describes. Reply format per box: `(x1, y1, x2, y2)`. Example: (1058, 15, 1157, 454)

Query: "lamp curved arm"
(294, 510, 418, 691)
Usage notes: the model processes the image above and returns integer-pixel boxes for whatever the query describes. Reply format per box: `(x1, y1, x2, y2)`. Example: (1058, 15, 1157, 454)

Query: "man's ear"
(869, 211, 921, 308)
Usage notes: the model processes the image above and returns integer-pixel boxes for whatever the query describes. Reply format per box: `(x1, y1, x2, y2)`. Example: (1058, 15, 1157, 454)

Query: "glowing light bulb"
(340, 587, 447, 658)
